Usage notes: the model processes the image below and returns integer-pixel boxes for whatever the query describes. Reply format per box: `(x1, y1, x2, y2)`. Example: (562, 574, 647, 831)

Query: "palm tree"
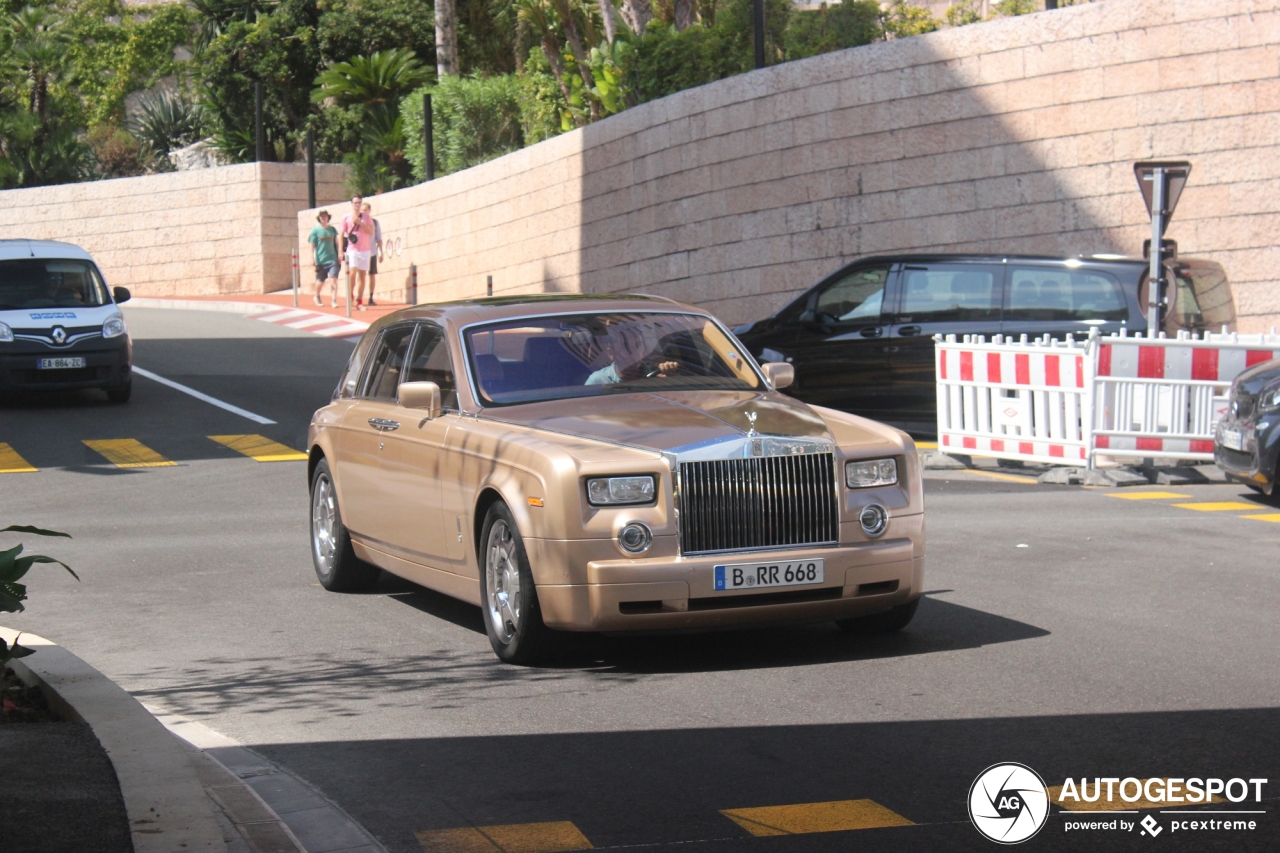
(436, 0, 458, 77)
(311, 49, 432, 112)
(5, 6, 68, 122)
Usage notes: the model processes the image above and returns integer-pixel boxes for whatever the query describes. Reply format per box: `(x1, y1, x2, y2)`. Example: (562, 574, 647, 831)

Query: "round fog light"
(618, 522, 652, 554)
(859, 504, 888, 537)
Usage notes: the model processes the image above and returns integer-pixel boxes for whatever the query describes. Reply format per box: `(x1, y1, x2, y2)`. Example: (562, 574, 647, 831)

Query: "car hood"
(1235, 358, 1280, 395)
(482, 389, 867, 454)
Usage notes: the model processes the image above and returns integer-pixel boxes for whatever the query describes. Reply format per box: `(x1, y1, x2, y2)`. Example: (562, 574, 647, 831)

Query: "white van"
(0, 239, 133, 402)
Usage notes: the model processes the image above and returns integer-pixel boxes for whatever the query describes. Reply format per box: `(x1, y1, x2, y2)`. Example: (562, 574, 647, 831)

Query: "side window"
(361, 325, 415, 399)
(897, 266, 1000, 323)
(812, 266, 889, 324)
(403, 324, 460, 410)
(1171, 262, 1233, 329)
(1006, 267, 1127, 322)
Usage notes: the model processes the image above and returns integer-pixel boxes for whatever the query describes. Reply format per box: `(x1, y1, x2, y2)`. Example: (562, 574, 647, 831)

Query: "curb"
(126, 297, 283, 315)
(1, 626, 228, 853)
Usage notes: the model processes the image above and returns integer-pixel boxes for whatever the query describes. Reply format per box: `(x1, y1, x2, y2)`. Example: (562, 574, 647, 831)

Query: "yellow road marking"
(416, 821, 592, 853)
(1171, 501, 1263, 512)
(915, 441, 938, 450)
(950, 469, 1039, 484)
(209, 434, 307, 462)
(1105, 491, 1191, 500)
(1242, 513, 1280, 523)
(83, 439, 176, 468)
(1048, 780, 1222, 812)
(0, 443, 37, 473)
(721, 799, 914, 836)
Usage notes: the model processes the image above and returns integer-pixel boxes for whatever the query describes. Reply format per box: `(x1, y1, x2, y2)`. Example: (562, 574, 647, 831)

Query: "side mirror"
(398, 381, 442, 418)
(113, 286, 131, 304)
(761, 362, 794, 390)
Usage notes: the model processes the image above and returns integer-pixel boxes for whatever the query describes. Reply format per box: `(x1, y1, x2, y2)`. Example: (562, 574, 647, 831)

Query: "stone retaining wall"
(1, 163, 347, 297)
(304, 0, 1278, 331)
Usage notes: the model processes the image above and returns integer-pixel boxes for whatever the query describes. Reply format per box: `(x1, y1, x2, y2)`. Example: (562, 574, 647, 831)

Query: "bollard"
(291, 248, 298, 307)
(410, 263, 418, 305)
(346, 269, 352, 319)
(487, 275, 493, 297)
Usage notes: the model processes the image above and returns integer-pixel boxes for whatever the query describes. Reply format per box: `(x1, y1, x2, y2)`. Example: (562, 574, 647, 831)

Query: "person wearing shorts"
(308, 210, 340, 307)
(340, 195, 374, 310)
(363, 201, 382, 307)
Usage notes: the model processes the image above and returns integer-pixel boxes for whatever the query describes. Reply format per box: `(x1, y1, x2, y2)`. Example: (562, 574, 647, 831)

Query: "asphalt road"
(2, 306, 1278, 852)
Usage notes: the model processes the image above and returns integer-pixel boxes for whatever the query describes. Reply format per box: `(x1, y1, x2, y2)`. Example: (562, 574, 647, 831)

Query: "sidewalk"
(135, 290, 411, 325)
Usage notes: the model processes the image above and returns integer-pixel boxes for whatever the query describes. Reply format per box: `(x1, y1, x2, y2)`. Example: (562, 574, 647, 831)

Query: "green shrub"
(402, 75, 526, 180)
(517, 46, 569, 145)
(784, 0, 882, 61)
(631, 23, 735, 103)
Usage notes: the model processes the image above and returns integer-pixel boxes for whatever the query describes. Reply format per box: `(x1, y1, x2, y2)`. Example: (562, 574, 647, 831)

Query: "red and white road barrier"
(937, 334, 1093, 465)
(935, 329, 1280, 466)
(1094, 330, 1280, 460)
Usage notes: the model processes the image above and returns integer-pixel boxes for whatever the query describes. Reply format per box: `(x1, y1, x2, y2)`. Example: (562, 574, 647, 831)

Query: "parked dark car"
(734, 254, 1235, 435)
(1216, 358, 1280, 499)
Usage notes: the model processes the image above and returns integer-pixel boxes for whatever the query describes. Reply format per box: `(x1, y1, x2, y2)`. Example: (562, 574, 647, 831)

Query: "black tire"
(837, 597, 920, 635)
(309, 459, 381, 592)
(479, 501, 555, 665)
(106, 380, 131, 404)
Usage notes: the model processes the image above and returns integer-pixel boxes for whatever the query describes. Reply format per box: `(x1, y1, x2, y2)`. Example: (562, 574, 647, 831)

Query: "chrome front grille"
(678, 453, 838, 555)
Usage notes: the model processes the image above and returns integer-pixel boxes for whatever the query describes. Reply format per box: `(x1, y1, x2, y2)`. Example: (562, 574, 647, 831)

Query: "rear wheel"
(480, 501, 555, 665)
(106, 380, 131, 403)
(310, 459, 380, 592)
(837, 598, 919, 635)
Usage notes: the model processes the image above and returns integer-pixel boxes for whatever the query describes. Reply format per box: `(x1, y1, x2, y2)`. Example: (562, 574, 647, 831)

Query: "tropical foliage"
(0, 0, 1066, 190)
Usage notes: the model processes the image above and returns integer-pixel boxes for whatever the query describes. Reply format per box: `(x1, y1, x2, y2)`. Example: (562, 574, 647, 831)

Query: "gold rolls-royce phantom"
(308, 295, 924, 664)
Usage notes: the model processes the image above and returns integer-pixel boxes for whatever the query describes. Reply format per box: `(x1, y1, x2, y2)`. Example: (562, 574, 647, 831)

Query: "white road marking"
(132, 367, 276, 425)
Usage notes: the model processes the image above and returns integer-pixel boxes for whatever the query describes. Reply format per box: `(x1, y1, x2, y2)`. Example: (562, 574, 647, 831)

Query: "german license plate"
(1220, 428, 1243, 451)
(38, 357, 86, 370)
(714, 559, 824, 591)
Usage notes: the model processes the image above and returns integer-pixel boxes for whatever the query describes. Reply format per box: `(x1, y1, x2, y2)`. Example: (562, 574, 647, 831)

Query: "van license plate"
(1220, 429, 1243, 451)
(38, 357, 86, 369)
(714, 559, 824, 591)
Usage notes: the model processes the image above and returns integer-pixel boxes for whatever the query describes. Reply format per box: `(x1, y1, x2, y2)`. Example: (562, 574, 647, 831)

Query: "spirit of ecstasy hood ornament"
(745, 410, 758, 437)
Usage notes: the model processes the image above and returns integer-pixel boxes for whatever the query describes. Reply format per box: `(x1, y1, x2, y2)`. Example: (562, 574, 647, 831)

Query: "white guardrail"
(935, 329, 1280, 466)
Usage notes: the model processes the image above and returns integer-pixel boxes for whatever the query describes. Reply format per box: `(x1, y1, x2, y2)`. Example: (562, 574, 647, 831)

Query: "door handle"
(368, 418, 400, 432)
(859, 327, 883, 338)
(897, 325, 923, 337)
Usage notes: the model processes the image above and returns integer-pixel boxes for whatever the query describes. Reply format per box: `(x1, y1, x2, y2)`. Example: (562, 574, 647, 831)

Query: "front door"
(885, 263, 1005, 433)
(784, 264, 894, 421)
(378, 323, 460, 569)
(331, 323, 416, 545)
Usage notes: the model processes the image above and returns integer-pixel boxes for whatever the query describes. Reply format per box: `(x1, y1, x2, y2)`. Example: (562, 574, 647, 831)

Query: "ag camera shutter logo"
(969, 763, 1050, 844)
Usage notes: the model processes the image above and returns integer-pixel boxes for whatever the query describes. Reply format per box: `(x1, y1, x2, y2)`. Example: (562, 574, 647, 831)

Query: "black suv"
(734, 254, 1235, 435)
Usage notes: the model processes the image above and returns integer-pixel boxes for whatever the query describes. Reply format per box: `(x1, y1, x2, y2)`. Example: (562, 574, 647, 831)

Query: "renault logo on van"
(50, 326, 67, 345)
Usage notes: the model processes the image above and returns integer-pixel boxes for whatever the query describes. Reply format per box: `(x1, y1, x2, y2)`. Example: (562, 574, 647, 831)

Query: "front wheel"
(837, 598, 919, 635)
(310, 459, 380, 592)
(480, 501, 555, 665)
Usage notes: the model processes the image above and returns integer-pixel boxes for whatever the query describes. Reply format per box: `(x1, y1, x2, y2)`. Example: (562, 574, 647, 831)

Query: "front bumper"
(0, 337, 131, 392)
(529, 515, 924, 631)
(1215, 416, 1278, 492)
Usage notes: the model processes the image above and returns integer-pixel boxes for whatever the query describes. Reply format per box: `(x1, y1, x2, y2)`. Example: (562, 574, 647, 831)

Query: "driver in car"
(585, 333, 678, 385)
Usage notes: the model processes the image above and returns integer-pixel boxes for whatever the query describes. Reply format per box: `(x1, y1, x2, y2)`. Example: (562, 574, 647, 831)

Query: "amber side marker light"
(528, 497, 544, 507)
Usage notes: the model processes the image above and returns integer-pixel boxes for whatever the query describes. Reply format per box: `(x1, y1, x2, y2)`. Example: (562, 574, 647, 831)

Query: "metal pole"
(1046, 0, 1058, 8)
(1147, 167, 1165, 334)
(346, 269, 352, 319)
(306, 128, 315, 209)
(254, 82, 264, 163)
(423, 94, 435, 181)
(487, 275, 493, 297)
(291, 248, 298, 308)
(410, 264, 418, 305)
(752, 0, 765, 70)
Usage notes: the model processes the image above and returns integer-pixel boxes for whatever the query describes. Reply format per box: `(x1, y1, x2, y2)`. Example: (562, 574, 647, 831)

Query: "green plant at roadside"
(784, 0, 882, 62)
(0, 525, 76, 666)
(944, 0, 982, 26)
(882, 0, 938, 38)
(992, 0, 1038, 15)
(516, 45, 569, 145)
(128, 90, 208, 160)
(402, 74, 525, 180)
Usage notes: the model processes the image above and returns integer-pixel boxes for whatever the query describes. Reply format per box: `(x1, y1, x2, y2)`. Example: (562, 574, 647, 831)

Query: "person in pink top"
(340, 195, 374, 310)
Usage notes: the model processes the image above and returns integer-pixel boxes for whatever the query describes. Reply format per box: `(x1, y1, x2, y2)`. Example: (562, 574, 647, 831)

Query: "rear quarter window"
(1005, 267, 1128, 322)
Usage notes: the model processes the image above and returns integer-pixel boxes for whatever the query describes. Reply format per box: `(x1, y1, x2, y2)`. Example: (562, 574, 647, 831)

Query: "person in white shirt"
(361, 201, 383, 307)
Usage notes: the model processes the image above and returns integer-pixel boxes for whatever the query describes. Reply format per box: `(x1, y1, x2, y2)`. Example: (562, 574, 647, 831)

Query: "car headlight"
(102, 315, 126, 338)
(1260, 381, 1280, 413)
(0, 322, 12, 342)
(845, 458, 898, 488)
(587, 475, 655, 506)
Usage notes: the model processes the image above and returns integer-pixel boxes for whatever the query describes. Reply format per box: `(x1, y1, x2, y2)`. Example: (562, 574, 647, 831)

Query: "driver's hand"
(657, 360, 678, 375)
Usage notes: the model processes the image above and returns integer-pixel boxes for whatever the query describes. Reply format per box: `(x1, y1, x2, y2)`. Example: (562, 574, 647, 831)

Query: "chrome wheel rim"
(485, 519, 521, 644)
(312, 473, 337, 574)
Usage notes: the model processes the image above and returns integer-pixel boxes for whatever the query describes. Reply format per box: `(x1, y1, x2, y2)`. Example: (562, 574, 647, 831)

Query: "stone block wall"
(1, 163, 347, 297)
(306, 0, 1278, 332)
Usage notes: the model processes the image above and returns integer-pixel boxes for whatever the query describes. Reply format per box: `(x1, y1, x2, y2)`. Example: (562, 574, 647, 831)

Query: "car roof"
(0, 239, 95, 263)
(849, 253, 1151, 267)
(369, 292, 707, 330)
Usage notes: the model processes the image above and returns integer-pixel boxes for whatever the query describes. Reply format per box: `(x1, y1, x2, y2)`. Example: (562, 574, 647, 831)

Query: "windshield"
(464, 312, 761, 406)
(0, 259, 110, 310)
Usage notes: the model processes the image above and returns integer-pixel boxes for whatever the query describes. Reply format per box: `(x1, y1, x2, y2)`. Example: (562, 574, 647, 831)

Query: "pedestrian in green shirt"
(308, 211, 340, 307)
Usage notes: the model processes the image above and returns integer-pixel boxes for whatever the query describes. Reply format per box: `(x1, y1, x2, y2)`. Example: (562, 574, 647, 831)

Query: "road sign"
(1134, 161, 1192, 226)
